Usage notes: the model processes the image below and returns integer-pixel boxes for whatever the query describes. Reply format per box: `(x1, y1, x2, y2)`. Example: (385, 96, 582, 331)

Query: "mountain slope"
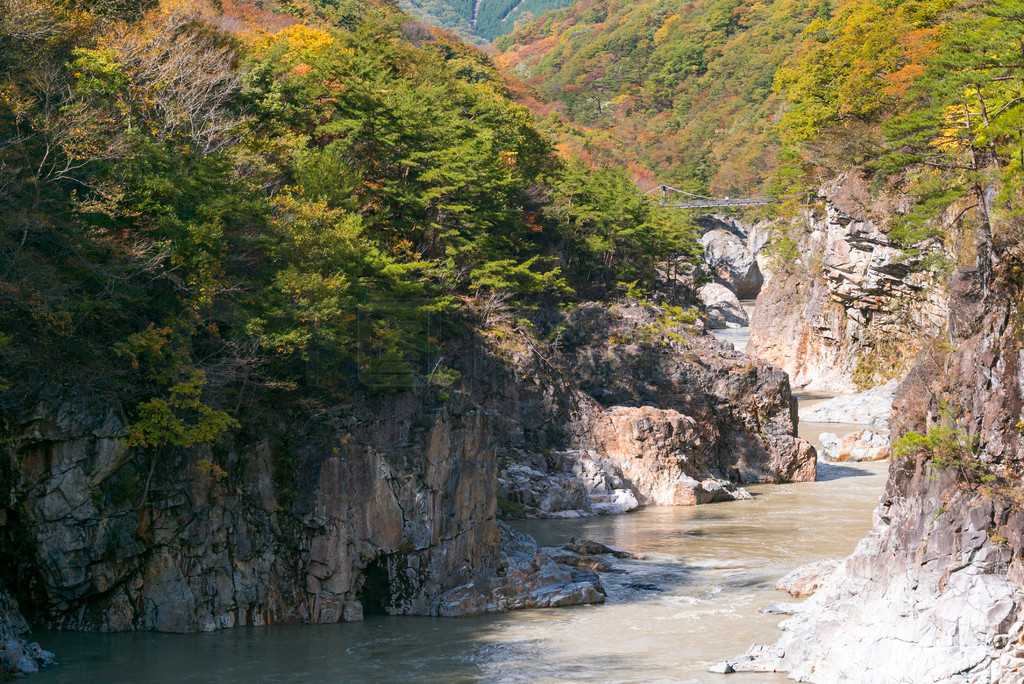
(401, 0, 574, 44)
(493, 0, 820, 197)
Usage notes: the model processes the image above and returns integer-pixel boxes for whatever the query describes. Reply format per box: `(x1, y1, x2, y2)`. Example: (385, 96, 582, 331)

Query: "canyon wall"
(0, 301, 812, 666)
(731, 258, 1024, 682)
(748, 171, 948, 391)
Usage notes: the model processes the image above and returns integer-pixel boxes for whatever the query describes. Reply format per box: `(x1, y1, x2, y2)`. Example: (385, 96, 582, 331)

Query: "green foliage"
(894, 402, 994, 485)
(770, 0, 1023, 267)
(546, 160, 700, 291)
(497, 495, 526, 519)
(763, 226, 802, 272)
(0, 0, 699, 475)
(469, 257, 572, 296)
(126, 370, 238, 449)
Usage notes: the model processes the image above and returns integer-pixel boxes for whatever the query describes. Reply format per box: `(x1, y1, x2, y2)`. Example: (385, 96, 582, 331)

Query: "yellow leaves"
(499, 150, 518, 167)
(278, 24, 334, 58)
(653, 14, 681, 45)
(929, 104, 971, 154)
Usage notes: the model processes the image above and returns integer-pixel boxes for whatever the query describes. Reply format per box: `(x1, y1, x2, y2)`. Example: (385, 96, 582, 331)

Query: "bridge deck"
(665, 196, 774, 209)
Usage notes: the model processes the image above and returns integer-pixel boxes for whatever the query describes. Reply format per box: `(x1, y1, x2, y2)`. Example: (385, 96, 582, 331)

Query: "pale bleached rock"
(776, 559, 840, 598)
(747, 171, 948, 392)
(700, 229, 763, 299)
(799, 381, 897, 426)
(818, 429, 891, 462)
(698, 282, 749, 328)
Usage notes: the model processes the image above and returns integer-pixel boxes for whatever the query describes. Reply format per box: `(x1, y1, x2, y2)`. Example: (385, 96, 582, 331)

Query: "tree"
(883, 0, 1024, 291)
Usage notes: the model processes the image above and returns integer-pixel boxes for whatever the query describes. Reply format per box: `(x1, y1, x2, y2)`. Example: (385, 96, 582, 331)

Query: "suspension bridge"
(645, 185, 775, 209)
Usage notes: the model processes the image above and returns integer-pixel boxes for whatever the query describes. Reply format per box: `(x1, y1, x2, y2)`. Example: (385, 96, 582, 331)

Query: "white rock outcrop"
(818, 430, 891, 462)
(700, 227, 763, 299)
(698, 282, 749, 329)
(798, 381, 897, 426)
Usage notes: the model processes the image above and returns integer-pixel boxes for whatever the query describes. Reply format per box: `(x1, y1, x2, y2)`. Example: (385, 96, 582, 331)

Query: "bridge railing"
(666, 196, 774, 209)
(645, 185, 774, 209)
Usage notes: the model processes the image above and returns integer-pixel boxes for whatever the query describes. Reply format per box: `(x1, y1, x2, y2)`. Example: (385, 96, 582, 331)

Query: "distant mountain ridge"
(401, 0, 572, 43)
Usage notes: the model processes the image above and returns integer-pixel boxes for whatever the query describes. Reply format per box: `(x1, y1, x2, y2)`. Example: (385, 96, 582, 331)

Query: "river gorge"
(3, 6, 1023, 677)
(29, 453, 884, 683)
(26, 310, 884, 683)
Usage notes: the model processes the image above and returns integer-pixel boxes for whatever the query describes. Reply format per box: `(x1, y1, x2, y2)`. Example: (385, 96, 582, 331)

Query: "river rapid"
(31, 304, 888, 684)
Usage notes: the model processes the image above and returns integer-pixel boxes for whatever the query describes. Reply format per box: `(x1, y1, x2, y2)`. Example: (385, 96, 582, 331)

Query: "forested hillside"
(496, 0, 1023, 258)
(0, 0, 697, 459)
(493, 0, 819, 198)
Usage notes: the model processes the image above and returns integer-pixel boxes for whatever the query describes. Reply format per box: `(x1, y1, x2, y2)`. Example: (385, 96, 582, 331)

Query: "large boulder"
(433, 524, 606, 616)
(776, 559, 840, 598)
(0, 585, 54, 676)
(697, 282, 749, 328)
(819, 430, 891, 462)
(798, 381, 897, 426)
(700, 229, 763, 298)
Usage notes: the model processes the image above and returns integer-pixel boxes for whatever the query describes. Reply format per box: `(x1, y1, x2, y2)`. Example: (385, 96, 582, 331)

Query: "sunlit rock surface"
(748, 171, 948, 392)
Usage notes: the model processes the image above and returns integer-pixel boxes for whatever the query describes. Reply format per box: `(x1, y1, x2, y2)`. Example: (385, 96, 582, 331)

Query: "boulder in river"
(819, 430, 891, 462)
(0, 586, 54, 676)
(776, 558, 840, 598)
(798, 380, 897, 426)
(661, 475, 752, 506)
(697, 283, 749, 328)
(700, 229, 763, 299)
(434, 524, 606, 616)
(563, 537, 648, 560)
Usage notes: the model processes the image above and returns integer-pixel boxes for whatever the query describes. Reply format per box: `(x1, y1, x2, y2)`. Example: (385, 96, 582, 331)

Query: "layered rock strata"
(725, 262, 1024, 682)
(497, 303, 816, 519)
(748, 171, 948, 391)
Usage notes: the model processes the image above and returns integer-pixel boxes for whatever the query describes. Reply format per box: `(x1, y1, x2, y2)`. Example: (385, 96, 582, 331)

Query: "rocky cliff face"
(495, 303, 816, 519)
(748, 171, 948, 391)
(0, 584, 53, 677)
(0, 301, 811, 649)
(728, 261, 1024, 682)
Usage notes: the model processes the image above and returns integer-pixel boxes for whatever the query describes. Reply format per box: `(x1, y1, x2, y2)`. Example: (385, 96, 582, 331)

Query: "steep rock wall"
(497, 303, 815, 518)
(0, 302, 812, 644)
(748, 171, 948, 391)
(730, 264, 1024, 682)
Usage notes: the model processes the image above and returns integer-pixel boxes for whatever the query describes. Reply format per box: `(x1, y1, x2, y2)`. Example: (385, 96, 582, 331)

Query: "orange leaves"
(882, 27, 942, 100)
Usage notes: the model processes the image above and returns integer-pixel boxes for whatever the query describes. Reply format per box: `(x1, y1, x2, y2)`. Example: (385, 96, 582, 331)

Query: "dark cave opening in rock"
(357, 555, 393, 615)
